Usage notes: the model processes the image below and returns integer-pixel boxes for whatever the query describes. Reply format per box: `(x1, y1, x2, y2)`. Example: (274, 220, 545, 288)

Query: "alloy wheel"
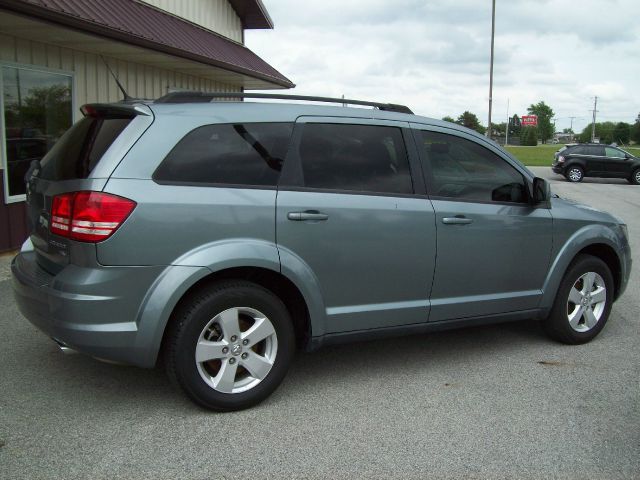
(566, 271, 606, 332)
(195, 307, 278, 394)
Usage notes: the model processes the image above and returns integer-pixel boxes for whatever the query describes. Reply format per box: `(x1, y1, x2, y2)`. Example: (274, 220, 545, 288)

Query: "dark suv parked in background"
(552, 143, 640, 184)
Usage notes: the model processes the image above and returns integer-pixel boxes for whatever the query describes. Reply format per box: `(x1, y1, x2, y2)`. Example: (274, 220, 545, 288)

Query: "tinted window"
(418, 130, 528, 203)
(154, 123, 293, 186)
(605, 147, 626, 158)
(585, 145, 605, 156)
(40, 117, 132, 181)
(569, 146, 585, 155)
(297, 123, 413, 194)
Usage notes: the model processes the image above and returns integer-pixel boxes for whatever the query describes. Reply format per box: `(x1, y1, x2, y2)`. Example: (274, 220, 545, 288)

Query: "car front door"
(276, 118, 436, 334)
(411, 125, 553, 322)
(604, 146, 631, 178)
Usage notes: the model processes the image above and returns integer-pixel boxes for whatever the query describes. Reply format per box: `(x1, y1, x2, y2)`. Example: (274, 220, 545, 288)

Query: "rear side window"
(40, 116, 132, 180)
(154, 123, 293, 187)
(296, 123, 413, 195)
(585, 145, 605, 156)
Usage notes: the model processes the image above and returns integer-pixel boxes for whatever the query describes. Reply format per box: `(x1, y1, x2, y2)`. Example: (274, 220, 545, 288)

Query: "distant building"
(0, 0, 294, 251)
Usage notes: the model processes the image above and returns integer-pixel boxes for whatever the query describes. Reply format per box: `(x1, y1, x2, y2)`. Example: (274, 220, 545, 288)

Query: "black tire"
(565, 165, 584, 183)
(164, 280, 295, 411)
(542, 254, 614, 345)
(629, 168, 640, 185)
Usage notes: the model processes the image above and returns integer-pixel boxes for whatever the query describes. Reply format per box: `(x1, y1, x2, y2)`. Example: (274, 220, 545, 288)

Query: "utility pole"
(590, 96, 598, 142)
(486, 0, 496, 139)
(505, 98, 510, 145)
(568, 116, 576, 142)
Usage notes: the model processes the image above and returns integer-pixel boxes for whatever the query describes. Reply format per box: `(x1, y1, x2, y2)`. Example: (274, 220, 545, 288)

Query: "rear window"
(153, 123, 293, 187)
(40, 116, 132, 180)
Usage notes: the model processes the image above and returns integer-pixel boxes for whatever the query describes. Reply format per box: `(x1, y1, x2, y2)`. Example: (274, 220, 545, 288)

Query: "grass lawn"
(505, 144, 640, 166)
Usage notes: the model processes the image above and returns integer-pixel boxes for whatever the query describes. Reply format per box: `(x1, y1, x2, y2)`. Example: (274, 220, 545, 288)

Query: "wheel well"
(163, 267, 311, 351)
(577, 244, 622, 299)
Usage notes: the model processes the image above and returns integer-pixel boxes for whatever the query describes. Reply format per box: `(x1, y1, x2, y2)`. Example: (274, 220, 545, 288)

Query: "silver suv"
(12, 93, 632, 411)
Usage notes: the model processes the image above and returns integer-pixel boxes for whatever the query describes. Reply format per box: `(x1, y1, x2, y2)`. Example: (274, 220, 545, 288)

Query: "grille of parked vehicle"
(11, 93, 632, 410)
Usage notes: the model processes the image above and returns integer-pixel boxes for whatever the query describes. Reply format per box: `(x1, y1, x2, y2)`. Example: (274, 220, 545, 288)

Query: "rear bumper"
(551, 162, 564, 174)
(11, 251, 165, 367)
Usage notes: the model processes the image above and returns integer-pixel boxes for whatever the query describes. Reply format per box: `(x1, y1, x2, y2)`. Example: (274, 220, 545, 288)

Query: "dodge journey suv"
(12, 92, 632, 411)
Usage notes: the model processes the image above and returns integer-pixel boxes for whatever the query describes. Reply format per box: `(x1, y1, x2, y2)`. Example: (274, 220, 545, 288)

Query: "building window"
(2, 64, 73, 202)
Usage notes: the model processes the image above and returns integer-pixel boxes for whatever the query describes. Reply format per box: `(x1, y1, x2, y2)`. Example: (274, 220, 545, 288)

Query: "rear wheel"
(629, 168, 640, 185)
(565, 166, 584, 182)
(165, 281, 295, 411)
(542, 254, 613, 344)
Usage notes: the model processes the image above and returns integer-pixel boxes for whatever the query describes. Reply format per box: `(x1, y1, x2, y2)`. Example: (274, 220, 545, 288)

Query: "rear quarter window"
(153, 123, 293, 187)
(40, 116, 132, 180)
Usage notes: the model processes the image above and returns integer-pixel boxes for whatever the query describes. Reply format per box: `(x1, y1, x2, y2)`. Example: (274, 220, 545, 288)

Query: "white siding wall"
(0, 33, 240, 172)
(140, 0, 243, 42)
(0, 33, 239, 109)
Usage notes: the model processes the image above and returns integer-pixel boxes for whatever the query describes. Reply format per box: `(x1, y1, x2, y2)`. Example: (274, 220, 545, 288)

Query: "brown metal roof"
(0, 0, 294, 88)
(228, 0, 273, 29)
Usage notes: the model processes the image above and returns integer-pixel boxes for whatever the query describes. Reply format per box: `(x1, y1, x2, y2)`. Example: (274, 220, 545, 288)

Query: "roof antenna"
(100, 55, 132, 102)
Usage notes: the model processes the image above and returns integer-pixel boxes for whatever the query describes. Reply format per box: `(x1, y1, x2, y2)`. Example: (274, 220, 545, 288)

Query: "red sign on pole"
(521, 115, 538, 127)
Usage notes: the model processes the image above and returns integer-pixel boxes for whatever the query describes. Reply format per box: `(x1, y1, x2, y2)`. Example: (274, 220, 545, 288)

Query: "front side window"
(605, 147, 626, 158)
(418, 130, 528, 203)
(297, 123, 413, 195)
(2, 65, 73, 201)
(154, 123, 294, 187)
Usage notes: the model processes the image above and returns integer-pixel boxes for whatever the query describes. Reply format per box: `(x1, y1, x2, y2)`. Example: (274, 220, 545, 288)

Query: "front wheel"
(542, 254, 613, 344)
(164, 281, 295, 411)
(629, 168, 640, 185)
(565, 166, 584, 182)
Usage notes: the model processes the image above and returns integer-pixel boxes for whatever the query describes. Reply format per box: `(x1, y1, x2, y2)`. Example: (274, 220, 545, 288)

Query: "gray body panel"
(11, 100, 633, 367)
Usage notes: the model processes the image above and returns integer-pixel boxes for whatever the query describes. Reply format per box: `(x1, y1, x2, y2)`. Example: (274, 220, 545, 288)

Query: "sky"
(246, 0, 640, 134)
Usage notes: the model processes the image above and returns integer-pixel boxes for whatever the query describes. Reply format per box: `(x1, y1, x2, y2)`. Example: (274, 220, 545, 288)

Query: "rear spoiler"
(80, 103, 151, 118)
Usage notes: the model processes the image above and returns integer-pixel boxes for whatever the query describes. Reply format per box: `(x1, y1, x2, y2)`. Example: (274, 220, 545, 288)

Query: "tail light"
(50, 191, 136, 242)
(558, 155, 565, 163)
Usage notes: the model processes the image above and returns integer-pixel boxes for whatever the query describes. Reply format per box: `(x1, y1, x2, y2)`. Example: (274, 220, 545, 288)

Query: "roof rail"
(153, 91, 413, 114)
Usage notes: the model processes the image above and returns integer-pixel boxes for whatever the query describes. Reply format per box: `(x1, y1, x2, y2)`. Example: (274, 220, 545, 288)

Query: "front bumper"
(11, 251, 165, 367)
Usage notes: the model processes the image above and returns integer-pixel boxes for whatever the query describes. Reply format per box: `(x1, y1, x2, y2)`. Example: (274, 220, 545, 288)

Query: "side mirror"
(532, 177, 551, 207)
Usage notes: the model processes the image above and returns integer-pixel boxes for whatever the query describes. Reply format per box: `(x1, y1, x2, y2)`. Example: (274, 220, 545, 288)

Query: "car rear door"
(411, 125, 553, 322)
(276, 117, 436, 334)
(583, 145, 607, 175)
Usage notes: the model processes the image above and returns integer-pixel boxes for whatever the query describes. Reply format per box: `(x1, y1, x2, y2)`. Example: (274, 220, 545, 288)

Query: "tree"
(520, 127, 538, 146)
(612, 122, 631, 144)
(509, 114, 521, 137)
(632, 113, 640, 144)
(578, 122, 618, 144)
(441, 116, 455, 123)
(456, 111, 486, 134)
(491, 122, 507, 136)
(562, 128, 574, 134)
(527, 101, 555, 143)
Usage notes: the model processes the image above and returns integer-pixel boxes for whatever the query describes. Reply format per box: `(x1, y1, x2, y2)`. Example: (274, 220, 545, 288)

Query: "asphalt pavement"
(0, 166, 638, 479)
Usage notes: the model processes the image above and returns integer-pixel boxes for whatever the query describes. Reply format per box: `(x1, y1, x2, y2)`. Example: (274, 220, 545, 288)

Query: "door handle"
(287, 211, 329, 221)
(442, 216, 473, 225)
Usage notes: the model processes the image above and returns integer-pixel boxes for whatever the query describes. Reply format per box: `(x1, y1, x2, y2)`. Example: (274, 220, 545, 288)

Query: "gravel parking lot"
(1, 166, 638, 479)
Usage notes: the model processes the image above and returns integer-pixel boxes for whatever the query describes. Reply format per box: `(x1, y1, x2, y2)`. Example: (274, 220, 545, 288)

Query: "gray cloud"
(248, 0, 640, 132)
